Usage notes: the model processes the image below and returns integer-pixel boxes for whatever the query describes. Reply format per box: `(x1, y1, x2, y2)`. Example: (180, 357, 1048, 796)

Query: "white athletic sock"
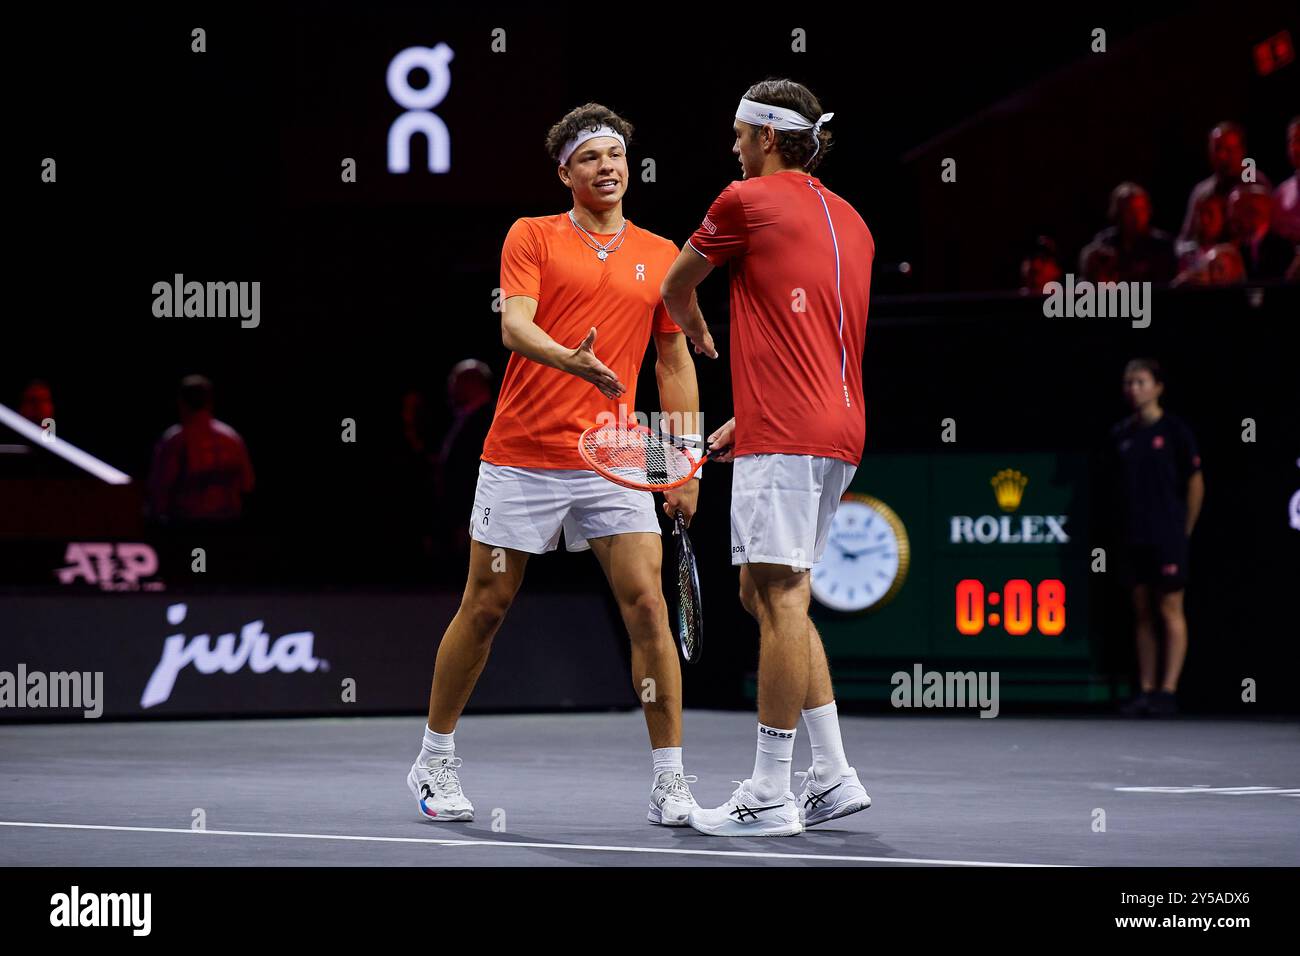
(751, 723, 796, 800)
(419, 725, 455, 765)
(802, 700, 850, 782)
(652, 746, 683, 780)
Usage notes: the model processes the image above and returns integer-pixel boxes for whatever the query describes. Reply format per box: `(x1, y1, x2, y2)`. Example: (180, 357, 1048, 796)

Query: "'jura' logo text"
(50, 886, 151, 936)
(141, 604, 324, 709)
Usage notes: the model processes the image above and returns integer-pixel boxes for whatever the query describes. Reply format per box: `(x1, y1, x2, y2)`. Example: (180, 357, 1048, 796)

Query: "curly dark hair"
(545, 103, 634, 165)
(742, 78, 832, 173)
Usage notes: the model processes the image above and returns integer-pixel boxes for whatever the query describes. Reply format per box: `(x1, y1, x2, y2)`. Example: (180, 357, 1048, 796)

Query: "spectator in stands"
(1179, 121, 1271, 243)
(1272, 116, 1300, 243)
(1090, 183, 1176, 283)
(17, 379, 54, 427)
(1017, 235, 1062, 294)
(436, 360, 495, 556)
(1079, 240, 1120, 284)
(1172, 243, 1246, 287)
(1227, 183, 1294, 280)
(148, 374, 255, 523)
(1174, 193, 1225, 278)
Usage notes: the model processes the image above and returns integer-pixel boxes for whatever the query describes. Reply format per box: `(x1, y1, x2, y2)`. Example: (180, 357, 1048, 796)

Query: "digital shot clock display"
(954, 578, 1067, 636)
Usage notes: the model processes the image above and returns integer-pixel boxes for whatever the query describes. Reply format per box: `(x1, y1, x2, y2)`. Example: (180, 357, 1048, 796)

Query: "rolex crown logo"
(991, 469, 1029, 512)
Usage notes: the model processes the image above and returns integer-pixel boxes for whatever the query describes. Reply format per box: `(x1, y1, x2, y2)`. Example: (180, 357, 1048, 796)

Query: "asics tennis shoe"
(795, 766, 871, 827)
(688, 779, 803, 837)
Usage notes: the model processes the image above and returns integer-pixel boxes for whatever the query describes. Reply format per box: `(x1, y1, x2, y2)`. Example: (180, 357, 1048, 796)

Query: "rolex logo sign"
(949, 468, 1069, 545)
(991, 469, 1028, 512)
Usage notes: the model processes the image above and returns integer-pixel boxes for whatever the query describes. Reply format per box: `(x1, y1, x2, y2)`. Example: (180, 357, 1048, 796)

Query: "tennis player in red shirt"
(407, 103, 707, 827)
(661, 79, 874, 836)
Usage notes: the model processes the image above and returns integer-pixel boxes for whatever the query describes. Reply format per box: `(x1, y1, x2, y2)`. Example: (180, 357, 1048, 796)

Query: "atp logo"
(57, 543, 163, 592)
(387, 43, 455, 173)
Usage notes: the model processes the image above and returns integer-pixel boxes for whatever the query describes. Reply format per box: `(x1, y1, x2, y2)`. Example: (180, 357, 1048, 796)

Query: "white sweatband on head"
(737, 98, 833, 133)
(736, 98, 833, 165)
(558, 125, 627, 166)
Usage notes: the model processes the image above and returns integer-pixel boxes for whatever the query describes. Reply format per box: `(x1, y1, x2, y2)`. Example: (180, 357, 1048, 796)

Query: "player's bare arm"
(653, 328, 703, 525)
(500, 294, 626, 399)
(660, 249, 718, 358)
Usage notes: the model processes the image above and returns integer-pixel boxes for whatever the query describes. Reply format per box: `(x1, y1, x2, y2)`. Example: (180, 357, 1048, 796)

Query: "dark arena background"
(3, 1, 1298, 937)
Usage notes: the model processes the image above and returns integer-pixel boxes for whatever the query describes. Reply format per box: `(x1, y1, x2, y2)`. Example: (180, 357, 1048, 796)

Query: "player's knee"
(461, 587, 514, 638)
(623, 589, 667, 638)
(739, 582, 759, 619)
(753, 581, 807, 621)
(1158, 592, 1184, 621)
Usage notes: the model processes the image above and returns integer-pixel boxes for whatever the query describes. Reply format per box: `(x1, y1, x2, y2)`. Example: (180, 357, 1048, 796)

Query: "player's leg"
(688, 560, 808, 836)
(408, 462, 562, 823)
(795, 617, 869, 824)
(749, 561, 813, 733)
(742, 565, 848, 787)
(588, 531, 681, 748)
(408, 540, 530, 822)
(428, 539, 530, 732)
(691, 455, 813, 837)
(573, 474, 696, 824)
(804, 621, 834, 710)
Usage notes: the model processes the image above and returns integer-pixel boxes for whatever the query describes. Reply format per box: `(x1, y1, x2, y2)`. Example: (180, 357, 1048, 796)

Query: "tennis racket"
(672, 510, 703, 663)
(577, 422, 709, 492)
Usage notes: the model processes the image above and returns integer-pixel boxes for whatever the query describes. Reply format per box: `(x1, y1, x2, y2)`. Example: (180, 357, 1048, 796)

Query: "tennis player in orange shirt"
(406, 103, 708, 827)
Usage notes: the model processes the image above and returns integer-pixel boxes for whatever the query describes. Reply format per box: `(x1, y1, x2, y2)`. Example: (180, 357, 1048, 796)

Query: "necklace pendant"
(597, 250, 608, 261)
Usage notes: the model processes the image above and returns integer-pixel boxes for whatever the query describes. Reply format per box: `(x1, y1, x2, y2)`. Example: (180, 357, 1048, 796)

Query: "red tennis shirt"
(688, 171, 873, 465)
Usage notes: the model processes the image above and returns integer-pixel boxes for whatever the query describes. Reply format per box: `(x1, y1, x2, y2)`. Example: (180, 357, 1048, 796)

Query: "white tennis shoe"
(648, 770, 699, 826)
(407, 755, 474, 822)
(796, 766, 871, 827)
(688, 779, 803, 837)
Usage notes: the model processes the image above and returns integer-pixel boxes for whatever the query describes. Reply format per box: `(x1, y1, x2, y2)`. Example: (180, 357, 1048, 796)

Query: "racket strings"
(581, 426, 694, 487)
(677, 532, 700, 657)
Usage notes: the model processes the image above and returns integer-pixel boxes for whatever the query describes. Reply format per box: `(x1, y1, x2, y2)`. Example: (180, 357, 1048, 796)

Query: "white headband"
(559, 125, 627, 166)
(736, 98, 834, 165)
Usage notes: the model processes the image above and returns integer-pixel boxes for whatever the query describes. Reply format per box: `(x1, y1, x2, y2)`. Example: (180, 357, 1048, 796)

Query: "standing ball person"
(1111, 359, 1204, 716)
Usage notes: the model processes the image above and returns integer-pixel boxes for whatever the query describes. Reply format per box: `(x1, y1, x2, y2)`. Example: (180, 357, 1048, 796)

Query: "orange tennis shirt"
(482, 214, 681, 470)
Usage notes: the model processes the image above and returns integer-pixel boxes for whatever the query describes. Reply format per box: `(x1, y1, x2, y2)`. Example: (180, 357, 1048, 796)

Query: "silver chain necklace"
(568, 210, 627, 261)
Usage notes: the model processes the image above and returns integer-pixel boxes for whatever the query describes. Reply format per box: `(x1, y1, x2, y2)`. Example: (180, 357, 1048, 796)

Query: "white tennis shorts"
(469, 462, 661, 554)
(730, 453, 858, 570)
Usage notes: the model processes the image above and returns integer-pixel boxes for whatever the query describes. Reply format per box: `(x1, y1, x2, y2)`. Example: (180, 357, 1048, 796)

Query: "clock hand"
(835, 543, 892, 559)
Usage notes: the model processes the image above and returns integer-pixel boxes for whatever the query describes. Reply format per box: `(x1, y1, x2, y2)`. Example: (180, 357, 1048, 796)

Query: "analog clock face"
(811, 494, 910, 613)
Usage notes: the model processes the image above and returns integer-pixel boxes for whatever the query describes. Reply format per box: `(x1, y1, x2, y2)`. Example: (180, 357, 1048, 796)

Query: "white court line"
(1117, 787, 1300, 797)
(0, 821, 1067, 867)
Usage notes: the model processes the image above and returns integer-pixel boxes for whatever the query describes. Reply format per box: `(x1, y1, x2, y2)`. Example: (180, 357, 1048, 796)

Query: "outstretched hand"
(567, 327, 626, 399)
